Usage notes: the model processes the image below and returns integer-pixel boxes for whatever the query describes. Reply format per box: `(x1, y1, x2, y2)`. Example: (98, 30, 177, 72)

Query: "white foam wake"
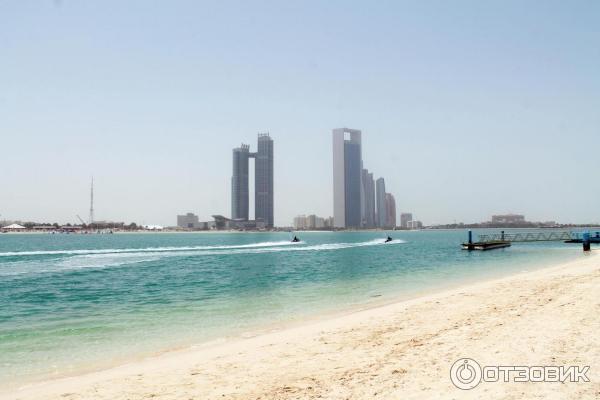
(0, 239, 407, 276)
(78, 238, 406, 259)
(0, 241, 300, 257)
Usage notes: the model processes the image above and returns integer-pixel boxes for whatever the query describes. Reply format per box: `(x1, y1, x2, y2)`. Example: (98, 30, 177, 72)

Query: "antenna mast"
(89, 177, 94, 225)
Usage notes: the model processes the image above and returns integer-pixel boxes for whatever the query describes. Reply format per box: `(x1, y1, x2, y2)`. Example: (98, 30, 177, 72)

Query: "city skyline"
(1, 2, 599, 226)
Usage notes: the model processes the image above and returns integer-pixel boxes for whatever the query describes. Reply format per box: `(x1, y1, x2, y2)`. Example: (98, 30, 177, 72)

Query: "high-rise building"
(293, 214, 327, 230)
(307, 214, 317, 229)
(376, 177, 387, 228)
(293, 215, 307, 230)
(400, 213, 413, 229)
(231, 144, 250, 220)
(362, 169, 376, 228)
(255, 134, 274, 227)
(332, 128, 362, 228)
(385, 193, 397, 228)
(325, 216, 334, 228)
(407, 220, 423, 229)
(231, 134, 274, 227)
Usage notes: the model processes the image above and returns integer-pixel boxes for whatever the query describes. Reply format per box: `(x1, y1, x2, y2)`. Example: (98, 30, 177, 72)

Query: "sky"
(1, 0, 599, 226)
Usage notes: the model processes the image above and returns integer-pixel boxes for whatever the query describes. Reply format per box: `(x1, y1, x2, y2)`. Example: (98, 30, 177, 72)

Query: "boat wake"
(0, 240, 299, 258)
(0, 239, 406, 276)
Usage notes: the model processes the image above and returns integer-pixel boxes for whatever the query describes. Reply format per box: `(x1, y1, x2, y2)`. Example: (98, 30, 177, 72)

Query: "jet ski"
(384, 236, 393, 243)
(291, 236, 300, 243)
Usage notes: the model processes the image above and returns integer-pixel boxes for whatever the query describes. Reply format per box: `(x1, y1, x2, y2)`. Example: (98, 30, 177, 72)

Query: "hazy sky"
(1, 1, 599, 226)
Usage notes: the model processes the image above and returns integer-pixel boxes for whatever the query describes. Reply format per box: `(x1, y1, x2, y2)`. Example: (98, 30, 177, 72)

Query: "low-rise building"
(211, 215, 266, 230)
(177, 213, 200, 229)
(491, 214, 525, 224)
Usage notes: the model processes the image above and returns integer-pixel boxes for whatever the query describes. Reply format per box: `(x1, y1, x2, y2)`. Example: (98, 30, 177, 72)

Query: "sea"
(0, 230, 585, 388)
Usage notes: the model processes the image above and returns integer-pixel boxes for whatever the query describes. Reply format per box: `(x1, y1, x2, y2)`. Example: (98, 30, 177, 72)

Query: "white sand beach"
(3, 252, 599, 400)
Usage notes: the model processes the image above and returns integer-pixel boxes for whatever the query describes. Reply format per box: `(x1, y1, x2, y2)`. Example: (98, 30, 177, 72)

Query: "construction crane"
(76, 215, 86, 226)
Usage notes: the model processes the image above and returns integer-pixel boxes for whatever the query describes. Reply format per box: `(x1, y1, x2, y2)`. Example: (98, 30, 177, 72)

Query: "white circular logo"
(450, 358, 482, 390)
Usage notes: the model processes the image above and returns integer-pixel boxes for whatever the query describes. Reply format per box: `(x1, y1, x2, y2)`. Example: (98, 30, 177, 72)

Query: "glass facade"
(376, 177, 387, 228)
(231, 145, 250, 220)
(255, 134, 274, 227)
(344, 141, 362, 228)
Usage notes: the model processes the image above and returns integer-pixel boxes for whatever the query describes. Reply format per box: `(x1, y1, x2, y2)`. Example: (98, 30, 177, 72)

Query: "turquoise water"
(0, 230, 584, 387)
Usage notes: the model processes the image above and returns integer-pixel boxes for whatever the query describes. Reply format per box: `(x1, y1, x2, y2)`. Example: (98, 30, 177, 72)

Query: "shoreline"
(0, 247, 582, 390)
(3, 251, 599, 399)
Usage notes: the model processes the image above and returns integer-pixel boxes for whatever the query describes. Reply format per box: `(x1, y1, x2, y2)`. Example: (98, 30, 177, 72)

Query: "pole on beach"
(583, 232, 591, 252)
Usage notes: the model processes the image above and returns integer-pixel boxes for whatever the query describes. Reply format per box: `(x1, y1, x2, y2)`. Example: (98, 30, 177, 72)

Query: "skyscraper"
(400, 213, 413, 229)
(362, 169, 376, 228)
(385, 193, 397, 228)
(332, 128, 362, 228)
(231, 144, 250, 220)
(255, 133, 274, 227)
(231, 134, 274, 227)
(376, 177, 387, 228)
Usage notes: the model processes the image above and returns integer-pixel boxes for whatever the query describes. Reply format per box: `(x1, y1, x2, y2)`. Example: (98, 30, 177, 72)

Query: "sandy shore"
(3, 252, 599, 399)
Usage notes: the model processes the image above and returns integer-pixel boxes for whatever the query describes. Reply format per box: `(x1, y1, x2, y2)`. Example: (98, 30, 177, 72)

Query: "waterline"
(0, 231, 584, 388)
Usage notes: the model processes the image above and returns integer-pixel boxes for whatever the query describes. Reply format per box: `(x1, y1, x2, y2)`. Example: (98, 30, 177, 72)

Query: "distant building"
(324, 216, 334, 228)
(361, 169, 376, 228)
(307, 214, 325, 229)
(376, 178, 387, 228)
(177, 213, 212, 230)
(177, 213, 200, 229)
(315, 216, 325, 229)
(231, 134, 274, 228)
(293, 214, 328, 230)
(491, 214, 525, 224)
(408, 220, 423, 229)
(400, 213, 413, 229)
(1, 223, 26, 231)
(332, 128, 362, 228)
(255, 134, 274, 227)
(231, 144, 250, 221)
(293, 215, 307, 230)
(307, 214, 316, 229)
(212, 215, 266, 230)
(385, 193, 396, 228)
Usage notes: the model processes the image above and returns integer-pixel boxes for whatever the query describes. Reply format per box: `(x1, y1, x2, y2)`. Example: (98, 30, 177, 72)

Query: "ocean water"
(0, 230, 585, 388)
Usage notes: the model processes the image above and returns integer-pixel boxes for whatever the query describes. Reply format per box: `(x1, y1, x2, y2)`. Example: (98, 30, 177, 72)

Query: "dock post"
(468, 230, 473, 244)
(583, 232, 591, 252)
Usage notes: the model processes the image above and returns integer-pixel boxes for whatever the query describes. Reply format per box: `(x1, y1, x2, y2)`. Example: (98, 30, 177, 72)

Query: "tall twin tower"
(231, 133, 274, 227)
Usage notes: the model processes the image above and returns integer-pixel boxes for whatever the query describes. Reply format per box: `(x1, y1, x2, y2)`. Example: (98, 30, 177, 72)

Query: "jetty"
(461, 231, 510, 251)
(462, 230, 599, 252)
